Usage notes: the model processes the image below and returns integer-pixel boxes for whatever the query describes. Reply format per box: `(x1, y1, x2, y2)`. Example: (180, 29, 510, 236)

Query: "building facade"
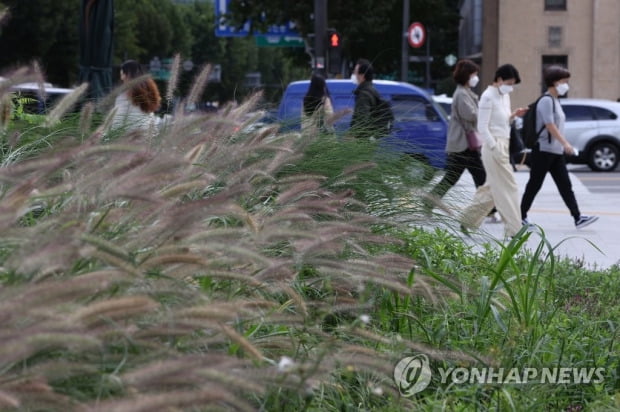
(459, 0, 620, 107)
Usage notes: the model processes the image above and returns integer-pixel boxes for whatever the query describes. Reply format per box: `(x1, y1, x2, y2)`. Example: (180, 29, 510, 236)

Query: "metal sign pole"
(314, 0, 327, 76)
(425, 28, 431, 89)
(401, 0, 410, 82)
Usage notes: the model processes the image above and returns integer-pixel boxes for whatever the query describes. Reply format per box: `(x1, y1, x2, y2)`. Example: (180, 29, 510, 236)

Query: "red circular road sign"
(407, 22, 425, 48)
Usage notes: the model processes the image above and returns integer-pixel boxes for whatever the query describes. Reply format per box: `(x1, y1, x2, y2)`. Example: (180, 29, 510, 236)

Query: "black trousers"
(521, 145, 580, 221)
(430, 149, 487, 199)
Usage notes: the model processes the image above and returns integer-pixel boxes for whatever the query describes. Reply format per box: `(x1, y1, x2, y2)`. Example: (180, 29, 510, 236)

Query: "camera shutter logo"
(394, 354, 432, 396)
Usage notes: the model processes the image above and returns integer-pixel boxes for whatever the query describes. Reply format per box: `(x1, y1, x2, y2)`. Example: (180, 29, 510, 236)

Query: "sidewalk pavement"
(429, 168, 620, 270)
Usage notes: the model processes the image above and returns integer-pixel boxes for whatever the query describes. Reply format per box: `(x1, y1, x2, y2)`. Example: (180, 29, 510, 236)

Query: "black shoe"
(460, 223, 472, 237)
(522, 218, 535, 228)
(421, 198, 433, 216)
(575, 215, 598, 229)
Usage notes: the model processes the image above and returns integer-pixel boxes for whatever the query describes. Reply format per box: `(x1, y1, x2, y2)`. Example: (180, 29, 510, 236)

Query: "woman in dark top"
(301, 74, 333, 133)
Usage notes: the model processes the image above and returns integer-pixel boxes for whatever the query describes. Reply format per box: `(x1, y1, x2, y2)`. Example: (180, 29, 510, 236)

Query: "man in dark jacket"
(350, 58, 384, 139)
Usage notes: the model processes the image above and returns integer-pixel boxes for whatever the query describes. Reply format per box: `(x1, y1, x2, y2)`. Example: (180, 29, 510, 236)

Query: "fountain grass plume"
(78, 101, 94, 137)
(43, 83, 88, 128)
(0, 69, 471, 410)
(165, 53, 181, 107)
(186, 63, 212, 109)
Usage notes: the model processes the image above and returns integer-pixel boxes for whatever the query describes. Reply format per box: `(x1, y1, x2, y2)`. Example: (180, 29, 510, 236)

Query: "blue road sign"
(215, 0, 300, 38)
(215, 0, 250, 36)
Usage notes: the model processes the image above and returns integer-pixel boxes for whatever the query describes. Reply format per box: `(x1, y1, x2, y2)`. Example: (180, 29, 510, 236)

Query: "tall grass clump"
(277, 130, 442, 226)
(386, 226, 620, 410)
(0, 67, 471, 411)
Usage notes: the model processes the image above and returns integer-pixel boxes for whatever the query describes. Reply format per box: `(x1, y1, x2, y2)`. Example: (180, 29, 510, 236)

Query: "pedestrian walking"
(520, 65, 598, 229)
(424, 59, 500, 220)
(350, 58, 392, 139)
(460, 64, 527, 238)
(301, 74, 334, 133)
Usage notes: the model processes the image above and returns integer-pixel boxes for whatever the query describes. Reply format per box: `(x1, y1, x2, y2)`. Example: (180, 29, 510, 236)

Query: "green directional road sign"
(256, 35, 304, 48)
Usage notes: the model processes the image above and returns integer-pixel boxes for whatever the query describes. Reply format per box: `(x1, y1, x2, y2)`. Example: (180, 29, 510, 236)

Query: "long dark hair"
(120, 60, 161, 113)
(303, 74, 330, 116)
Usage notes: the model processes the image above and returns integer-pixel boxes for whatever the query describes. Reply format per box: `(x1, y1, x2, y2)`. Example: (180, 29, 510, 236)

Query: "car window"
(438, 102, 451, 116)
(391, 95, 439, 122)
(592, 106, 618, 120)
(562, 105, 595, 121)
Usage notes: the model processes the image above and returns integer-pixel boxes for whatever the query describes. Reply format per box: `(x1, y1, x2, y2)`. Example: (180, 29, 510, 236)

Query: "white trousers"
(461, 137, 522, 237)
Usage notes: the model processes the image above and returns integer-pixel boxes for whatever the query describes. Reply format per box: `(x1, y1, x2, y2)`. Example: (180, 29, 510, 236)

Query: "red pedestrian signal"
(326, 29, 342, 74)
(330, 32, 340, 48)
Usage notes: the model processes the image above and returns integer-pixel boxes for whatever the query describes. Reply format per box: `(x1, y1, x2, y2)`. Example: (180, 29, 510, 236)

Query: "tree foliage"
(0, 0, 191, 87)
(0, 0, 305, 104)
(227, 0, 461, 83)
(138, 0, 190, 61)
(0, 0, 79, 86)
(0, 0, 460, 105)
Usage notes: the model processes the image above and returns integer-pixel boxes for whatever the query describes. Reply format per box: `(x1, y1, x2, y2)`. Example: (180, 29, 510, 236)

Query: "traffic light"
(327, 28, 342, 74)
(328, 30, 341, 48)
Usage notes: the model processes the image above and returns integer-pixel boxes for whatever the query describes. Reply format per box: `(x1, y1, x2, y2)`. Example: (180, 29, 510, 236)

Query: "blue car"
(277, 79, 448, 169)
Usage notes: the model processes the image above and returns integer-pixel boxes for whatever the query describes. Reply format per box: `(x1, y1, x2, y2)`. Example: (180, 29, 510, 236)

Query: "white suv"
(560, 98, 620, 171)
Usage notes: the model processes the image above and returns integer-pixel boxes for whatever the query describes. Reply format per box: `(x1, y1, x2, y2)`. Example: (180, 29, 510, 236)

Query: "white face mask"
(351, 73, 359, 85)
(556, 82, 570, 96)
(499, 84, 513, 94)
(468, 75, 480, 88)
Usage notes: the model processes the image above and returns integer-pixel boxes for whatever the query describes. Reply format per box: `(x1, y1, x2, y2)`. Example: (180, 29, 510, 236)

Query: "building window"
(542, 55, 567, 68)
(548, 26, 563, 48)
(545, 0, 566, 11)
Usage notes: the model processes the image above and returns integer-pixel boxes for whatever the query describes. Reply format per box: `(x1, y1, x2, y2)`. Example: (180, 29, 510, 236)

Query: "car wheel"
(587, 141, 619, 171)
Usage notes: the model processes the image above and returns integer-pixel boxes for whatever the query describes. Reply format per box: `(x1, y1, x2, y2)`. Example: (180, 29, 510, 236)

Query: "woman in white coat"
(109, 60, 162, 134)
(460, 64, 527, 238)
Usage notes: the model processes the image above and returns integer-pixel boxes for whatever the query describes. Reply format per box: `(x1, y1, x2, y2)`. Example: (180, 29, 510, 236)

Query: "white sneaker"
(486, 212, 502, 223)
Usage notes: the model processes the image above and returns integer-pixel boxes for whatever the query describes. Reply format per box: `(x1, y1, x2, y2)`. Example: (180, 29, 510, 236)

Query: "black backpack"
(363, 89, 394, 136)
(521, 94, 555, 148)
(372, 96, 394, 135)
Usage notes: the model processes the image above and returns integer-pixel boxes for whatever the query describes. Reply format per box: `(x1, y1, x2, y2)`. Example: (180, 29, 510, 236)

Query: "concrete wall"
(591, 0, 620, 101)
(476, 0, 620, 107)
